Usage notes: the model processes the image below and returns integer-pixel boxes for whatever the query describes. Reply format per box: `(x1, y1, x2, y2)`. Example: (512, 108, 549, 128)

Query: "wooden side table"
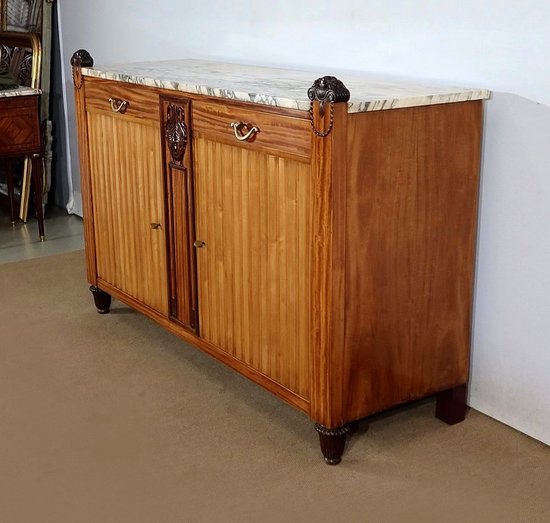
(0, 87, 45, 241)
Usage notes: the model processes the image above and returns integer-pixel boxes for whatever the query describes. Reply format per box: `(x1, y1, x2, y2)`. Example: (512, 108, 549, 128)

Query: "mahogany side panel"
(342, 101, 483, 421)
(193, 136, 312, 400)
(85, 78, 160, 121)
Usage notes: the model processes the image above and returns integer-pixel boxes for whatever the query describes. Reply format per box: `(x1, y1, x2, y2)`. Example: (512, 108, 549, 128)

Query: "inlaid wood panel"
(194, 137, 311, 399)
(0, 95, 40, 157)
(87, 110, 169, 316)
(342, 101, 483, 421)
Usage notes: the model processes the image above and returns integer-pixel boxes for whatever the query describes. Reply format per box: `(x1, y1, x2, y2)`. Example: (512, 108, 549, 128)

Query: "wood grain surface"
(341, 101, 483, 420)
(192, 100, 311, 162)
(74, 81, 97, 284)
(193, 136, 312, 399)
(160, 96, 198, 332)
(87, 110, 169, 316)
(0, 96, 41, 157)
(85, 78, 160, 122)
(309, 102, 349, 427)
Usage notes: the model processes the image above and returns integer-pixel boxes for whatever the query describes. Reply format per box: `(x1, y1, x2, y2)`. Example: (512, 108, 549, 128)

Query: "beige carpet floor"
(1, 251, 549, 523)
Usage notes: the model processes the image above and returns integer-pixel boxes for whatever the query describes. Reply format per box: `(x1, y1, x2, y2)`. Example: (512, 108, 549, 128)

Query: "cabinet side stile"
(71, 51, 97, 285)
(309, 101, 349, 428)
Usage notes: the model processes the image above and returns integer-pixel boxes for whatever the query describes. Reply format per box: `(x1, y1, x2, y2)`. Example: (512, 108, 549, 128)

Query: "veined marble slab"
(0, 86, 40, 98)
(81, 59, 490, 113)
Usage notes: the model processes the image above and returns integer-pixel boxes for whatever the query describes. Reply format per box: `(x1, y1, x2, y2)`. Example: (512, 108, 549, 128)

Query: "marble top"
(82, 59, 490, 113)
(0, 86, 40, 98)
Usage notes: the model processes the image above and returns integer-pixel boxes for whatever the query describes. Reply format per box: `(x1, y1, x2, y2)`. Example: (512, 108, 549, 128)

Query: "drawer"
(84, 78, 160, 121)
(192, 100, 312, 161)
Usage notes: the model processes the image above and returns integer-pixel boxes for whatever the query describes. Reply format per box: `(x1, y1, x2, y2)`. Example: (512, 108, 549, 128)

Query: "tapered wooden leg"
(90, 285, 112, 314)
(31, 153, 45, 241)
(314, 423, 352, 465)
(435, 384, 467, 425)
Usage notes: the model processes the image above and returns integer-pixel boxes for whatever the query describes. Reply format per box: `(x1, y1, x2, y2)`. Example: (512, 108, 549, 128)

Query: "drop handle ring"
(230, 121, 259, 141)
(108, 97, 128, 113)
(194, 240, 206, 248)
(150, 222, 161, 230)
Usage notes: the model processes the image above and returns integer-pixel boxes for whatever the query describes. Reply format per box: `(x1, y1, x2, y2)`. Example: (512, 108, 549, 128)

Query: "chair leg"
(31, 153, 45, 241)
(6, 159, 17, 225)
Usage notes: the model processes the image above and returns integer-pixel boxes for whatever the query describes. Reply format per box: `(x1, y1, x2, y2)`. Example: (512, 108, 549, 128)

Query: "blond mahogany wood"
(341, 101, 483, 421)
(74, 82, 97, 284)
(192, 100, 312, 162)
(309, 102, 349, 428)
(95, 277, 310, 414)
(85, 77, 160, 121)
(193, 136, 312, 399)
(86, 110, 169, 316)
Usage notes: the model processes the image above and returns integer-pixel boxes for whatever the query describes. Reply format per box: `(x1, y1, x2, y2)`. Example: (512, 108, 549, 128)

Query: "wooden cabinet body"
(73, 61, 485, 461)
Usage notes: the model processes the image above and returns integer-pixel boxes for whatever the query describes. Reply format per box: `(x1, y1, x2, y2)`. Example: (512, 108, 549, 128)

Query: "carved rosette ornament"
(165, 104, 188, 164)
(70, 49, 94, 89)
(307, 75, 350, 137)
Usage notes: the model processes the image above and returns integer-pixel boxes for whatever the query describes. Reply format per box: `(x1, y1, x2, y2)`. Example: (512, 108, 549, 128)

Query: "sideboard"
(71, 51, 490, 464)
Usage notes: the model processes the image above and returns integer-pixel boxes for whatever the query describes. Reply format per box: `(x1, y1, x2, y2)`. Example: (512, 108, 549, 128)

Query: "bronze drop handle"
(230, 121, 259, 142)
(109, 97, 129, 113)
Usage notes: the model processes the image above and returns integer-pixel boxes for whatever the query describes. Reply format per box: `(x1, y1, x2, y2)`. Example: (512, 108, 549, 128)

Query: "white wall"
(57, 1, 550, 444)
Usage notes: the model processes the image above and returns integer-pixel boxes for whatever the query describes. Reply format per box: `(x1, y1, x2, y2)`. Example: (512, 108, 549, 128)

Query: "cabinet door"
(192, 103, 312, 399)
(86, 84, 168, 316)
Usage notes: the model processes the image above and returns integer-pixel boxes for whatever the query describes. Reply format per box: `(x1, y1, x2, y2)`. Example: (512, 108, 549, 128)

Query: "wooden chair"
(0, 30, 42, 227)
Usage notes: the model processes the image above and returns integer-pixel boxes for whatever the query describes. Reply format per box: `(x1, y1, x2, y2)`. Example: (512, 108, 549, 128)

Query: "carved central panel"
(165, 103, 188, 164)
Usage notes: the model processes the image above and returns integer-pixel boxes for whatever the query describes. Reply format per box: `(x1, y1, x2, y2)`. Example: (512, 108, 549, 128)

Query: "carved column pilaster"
(165, 103, 188, 165)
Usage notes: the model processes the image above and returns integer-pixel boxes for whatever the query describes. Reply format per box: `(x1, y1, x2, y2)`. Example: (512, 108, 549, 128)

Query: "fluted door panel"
(194, 137, 311, 399)
(87, 112, 168, 316)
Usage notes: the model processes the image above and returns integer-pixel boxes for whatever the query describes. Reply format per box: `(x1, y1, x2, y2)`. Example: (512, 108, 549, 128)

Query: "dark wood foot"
(435, 384, 467, 425)
(314, 423, 352, 465)
(90, 285, 112, 314)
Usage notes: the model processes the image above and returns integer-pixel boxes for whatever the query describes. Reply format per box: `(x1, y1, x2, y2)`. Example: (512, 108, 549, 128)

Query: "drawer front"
(84, 78, 160, 121)
(192, 100, 312, 162)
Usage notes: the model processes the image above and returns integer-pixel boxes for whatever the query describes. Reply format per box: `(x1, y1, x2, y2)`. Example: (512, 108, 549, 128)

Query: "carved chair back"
(1, 0, 43, 33)
(0, 30, 41, 88)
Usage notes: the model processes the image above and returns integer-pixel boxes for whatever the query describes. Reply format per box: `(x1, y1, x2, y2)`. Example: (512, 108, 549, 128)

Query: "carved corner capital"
(71, 49, 94, 89)
(70, 49, 94, 68)
(307, 76, 350, 113)
(307, 76, 350, 137)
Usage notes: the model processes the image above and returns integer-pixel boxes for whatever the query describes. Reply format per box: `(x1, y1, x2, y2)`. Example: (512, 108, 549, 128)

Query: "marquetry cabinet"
(71, 52, 489, 464)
